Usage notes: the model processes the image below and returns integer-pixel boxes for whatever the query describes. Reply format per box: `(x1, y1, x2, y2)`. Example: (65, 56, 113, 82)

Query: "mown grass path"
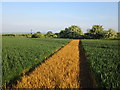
(14, 40, 80, 88)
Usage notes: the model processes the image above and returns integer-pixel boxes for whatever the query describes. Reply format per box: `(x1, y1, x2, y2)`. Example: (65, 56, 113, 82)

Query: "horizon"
(2, 2, 118, 33)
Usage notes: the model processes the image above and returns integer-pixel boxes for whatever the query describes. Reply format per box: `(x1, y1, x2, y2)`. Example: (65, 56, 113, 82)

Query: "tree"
(45, 31, 57, 38)
(86, 25, 117, 39)
(31, 34, 40, 38)
(88, 25, 104, 34)
(105, 29, 117, 38)
(59, 25, 83, 39)
(31, 32, 43, 38)
(86, 25, 105, 39)
(46, 31, 53, 35)
(54, 33, 59, 37)
(117, 32, 120, 38)
(36, 31, 42, 34)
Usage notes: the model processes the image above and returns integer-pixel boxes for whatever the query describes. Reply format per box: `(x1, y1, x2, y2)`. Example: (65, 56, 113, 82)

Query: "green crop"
(2, 36, 71, 85)
(81, 39, 120, 88)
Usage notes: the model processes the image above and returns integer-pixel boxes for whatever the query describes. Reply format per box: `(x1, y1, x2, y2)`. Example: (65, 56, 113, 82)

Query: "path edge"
(79, 40, 96, 88)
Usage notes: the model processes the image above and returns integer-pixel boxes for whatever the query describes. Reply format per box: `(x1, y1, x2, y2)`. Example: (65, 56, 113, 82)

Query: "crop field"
(81, 40, 120, 88)
(2, 36, 120, 88)
(14, 40, 80, 88)
(2, 37, 71, 85)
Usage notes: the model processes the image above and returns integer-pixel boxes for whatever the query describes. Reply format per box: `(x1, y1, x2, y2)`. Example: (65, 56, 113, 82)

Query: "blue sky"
(2, 2, 118, 33)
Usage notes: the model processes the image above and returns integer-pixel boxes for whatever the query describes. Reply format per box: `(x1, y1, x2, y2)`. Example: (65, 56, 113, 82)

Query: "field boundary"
(14, 40, 80, 88)
(5, 40, 72, 88)
(79, 40, 96, 88)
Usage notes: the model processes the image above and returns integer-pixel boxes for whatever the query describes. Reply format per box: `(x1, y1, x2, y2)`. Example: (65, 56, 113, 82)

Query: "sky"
(2, 2, 118, 34)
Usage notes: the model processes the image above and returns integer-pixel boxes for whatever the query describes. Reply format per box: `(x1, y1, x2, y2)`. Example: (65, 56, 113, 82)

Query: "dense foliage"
(2, 25, 118, 39)
(2, 37, 71, 84)
(117, 32, 120, 38)
(59, 25, 83, 39)
(31, 32, 43, 38)
(85, 25, 117, 39)
(2, 34, 15, 36)
(81, 40, 120, 88)
(45, 31, 57, 38)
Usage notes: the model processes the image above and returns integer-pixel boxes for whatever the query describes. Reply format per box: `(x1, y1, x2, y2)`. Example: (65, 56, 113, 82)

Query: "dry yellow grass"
(14, 40, 80, 88)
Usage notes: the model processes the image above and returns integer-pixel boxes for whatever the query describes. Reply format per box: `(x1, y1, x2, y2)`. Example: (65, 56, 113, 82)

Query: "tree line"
(58, 25, 119, 39)
(2, 25, 120, 39)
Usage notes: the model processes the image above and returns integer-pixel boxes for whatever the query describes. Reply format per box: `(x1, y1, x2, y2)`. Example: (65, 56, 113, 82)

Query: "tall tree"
(59, 25, 83, 39)
(88, 25, 104, 34)
(87, 25, 104, 39)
